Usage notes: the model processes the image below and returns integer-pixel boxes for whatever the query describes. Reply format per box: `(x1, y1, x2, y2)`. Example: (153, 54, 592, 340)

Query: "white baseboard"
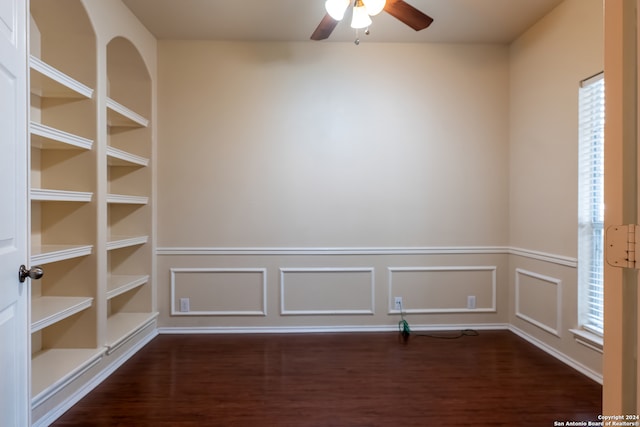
(158, 323, 510, 335)
(509, 325, 602, 384)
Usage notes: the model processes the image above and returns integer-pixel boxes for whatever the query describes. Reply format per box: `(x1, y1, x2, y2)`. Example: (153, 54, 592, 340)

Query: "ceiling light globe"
(325, 0, 349, 20)
(363, 0, 386, 16)
(351, 3, 372, 28)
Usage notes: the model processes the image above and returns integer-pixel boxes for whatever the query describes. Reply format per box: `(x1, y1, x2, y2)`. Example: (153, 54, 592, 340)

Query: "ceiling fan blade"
(311, 13, 340, 40)
(384, 0, 434, 31)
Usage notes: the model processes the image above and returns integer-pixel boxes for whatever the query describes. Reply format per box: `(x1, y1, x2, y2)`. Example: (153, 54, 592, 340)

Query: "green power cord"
(397, 306, 479, 342)
(399, 311, 411, 340)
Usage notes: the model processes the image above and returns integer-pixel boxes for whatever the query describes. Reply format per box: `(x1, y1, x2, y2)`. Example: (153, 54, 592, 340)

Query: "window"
(578, 73, 605, 336)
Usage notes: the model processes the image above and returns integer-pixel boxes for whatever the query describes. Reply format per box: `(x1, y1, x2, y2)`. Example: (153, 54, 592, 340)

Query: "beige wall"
(156, 41, 511, 331)
(508, 0, 603, 377)
(158, 42, 509, 247)
(509, 0, 603, 256)
(155, 0, 603, 381)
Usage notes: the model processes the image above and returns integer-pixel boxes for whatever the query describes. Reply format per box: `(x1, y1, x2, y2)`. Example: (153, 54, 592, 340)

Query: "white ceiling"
(122, 0, 565, 44)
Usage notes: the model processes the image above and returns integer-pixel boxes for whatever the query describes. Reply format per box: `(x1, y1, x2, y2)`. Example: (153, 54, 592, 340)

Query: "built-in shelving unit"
(104, 35, 155, 360)
(28, 1, 156, 422)
(29, 0, 99, 408)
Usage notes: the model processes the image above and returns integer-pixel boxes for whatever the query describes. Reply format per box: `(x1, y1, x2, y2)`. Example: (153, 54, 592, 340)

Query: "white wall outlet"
(467, 295, 476, 310)
(180, 298, 190, 312)
(394, 296, 403, 311)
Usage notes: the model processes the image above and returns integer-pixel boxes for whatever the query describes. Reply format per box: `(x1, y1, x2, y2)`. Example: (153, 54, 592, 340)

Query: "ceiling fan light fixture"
(362, 0, 386, 16)
(325, 0, 350, 20)
(351, 0, 372, 29)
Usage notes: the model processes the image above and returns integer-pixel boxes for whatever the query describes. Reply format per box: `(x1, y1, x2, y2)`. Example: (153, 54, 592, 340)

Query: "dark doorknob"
(18, 265, 44, 283)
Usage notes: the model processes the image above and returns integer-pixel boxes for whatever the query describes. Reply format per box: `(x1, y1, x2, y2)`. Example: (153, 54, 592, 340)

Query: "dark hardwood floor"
(52, 330, 601, 426)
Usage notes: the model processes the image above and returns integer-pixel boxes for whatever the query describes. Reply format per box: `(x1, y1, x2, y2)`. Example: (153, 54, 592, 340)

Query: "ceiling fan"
(311, 0, 434, 42)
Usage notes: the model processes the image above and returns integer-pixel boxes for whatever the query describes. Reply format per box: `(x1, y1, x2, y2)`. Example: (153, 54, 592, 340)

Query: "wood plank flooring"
(52, 331, 602, 426)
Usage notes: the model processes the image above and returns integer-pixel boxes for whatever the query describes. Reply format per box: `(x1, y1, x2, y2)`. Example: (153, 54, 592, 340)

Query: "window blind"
(578, 73, 604, 335)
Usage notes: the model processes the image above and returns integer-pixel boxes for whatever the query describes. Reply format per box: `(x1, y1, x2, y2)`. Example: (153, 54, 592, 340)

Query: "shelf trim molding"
(31, 296, 94, 332)
(29, 55, 93, 99)
(31, 189, 93, 202)
(106, 236, 149, 251)
(106, 312, 159, 355)
(106, 146, 149, 167)
(106, 194, 149, 205)
(30, 245, 93, 265)
(106, 97, 149, 127)
(107, 275, 150, 300)
(30, 122, 93, 150)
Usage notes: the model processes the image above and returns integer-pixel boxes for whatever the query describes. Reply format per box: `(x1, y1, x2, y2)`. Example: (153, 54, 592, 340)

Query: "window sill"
(569, 328, 603, 353)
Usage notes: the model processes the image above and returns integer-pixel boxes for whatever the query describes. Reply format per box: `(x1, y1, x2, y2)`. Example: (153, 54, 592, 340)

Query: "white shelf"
(31, 296, 94, 332)
(31, 348, 104, 406)
(31, 189, 93, 202)
(107, 194, 149, 205)
(107, 275, 149, 300)
(106, 235, 148, 251)
(106, 311, 158, 353)
(106, 97, 149, 128)
(30, 122, 93, 151)
(31, 244, 93, 265)
(107, 146, 149, 167)
(29, 55, 93, 99)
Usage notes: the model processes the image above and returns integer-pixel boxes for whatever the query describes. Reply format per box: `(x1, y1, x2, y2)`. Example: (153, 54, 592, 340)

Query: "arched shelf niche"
(105, 36, 155, 351)
(29, 0, 101, 408)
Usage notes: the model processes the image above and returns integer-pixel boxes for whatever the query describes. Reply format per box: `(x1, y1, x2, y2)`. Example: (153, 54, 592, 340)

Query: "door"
(603, 0, 640, 416)
(0, 0, 29, 425)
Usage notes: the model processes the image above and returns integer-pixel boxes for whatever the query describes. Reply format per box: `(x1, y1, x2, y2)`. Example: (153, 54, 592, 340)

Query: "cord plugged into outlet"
(394, 296, 410, 342)
(393, 295, 480, 342)
(394, 296, 403, 311)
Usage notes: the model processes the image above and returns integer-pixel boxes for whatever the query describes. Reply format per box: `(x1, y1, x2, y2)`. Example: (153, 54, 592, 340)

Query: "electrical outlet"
(394, 296, 403, 311)
(467, 295, 476, 310)
(180, 298, 190, 312)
